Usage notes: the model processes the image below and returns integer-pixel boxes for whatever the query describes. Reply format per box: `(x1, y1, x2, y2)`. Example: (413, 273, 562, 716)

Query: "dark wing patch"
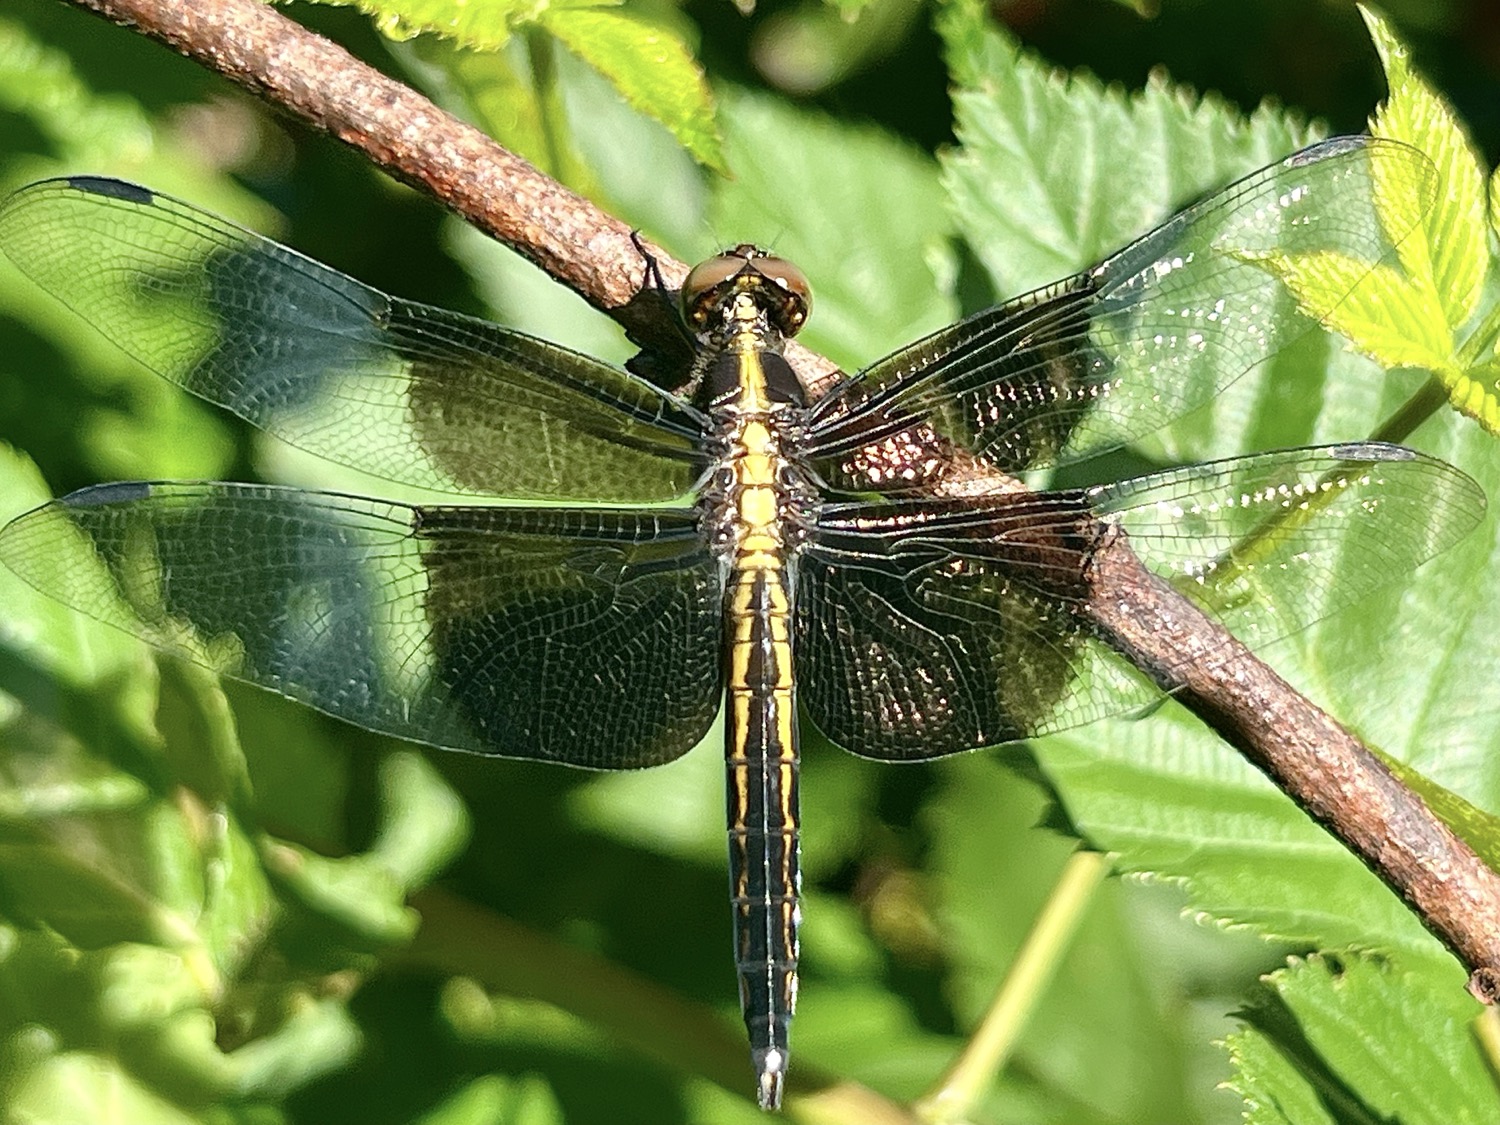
(798, 490, 1131, 758)
(0, 484, 726, 767)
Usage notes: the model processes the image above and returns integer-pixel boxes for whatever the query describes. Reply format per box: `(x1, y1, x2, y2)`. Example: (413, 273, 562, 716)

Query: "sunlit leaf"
(539, 7, 724, 172)
(292, 0, 540, 48)
(1351, 6, 1500, 435)
(939, 0, 1317, 299)
(1250, 253, 1450, 371)
(1231, 955, 1499, 1124)
(1362, 4, 1487, 328)
(306, 0, 724, 171)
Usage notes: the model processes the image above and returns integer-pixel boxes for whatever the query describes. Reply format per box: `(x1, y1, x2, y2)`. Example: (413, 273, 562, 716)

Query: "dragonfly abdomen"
(724, 558, 801, 1112)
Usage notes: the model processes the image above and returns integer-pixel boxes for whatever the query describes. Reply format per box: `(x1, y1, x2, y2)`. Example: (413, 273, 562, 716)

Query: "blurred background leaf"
(0, 0, 1498, 1122)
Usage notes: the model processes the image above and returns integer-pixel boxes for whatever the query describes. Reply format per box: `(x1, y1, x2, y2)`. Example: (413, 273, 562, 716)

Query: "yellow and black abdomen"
(716, 384, 805, 1109)
(725, 550, 800, 1109)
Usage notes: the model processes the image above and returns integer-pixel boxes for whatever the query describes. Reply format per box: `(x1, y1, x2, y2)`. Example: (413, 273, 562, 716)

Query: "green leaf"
(1491, 162, 1500, 251)
(366, 751, 471, 889)
(1231, 955, 1499, 1124)
(224, 999, 362, 1098)
(91, 944, 236, 1094)
(308, 0, 724, 171)
(293, 0, 540, 48)
(1447, 359, 1500, 433)
(1036, 726, 1442, 956)
(6, 1049, 201, 1125)
(260, 837, 419, 956)
(538, 8, 724, 173)
(545, 42, 707, 246)
(939, 0, 1318, 299)
(1362, 4, 1487, 329)
(1249, 253, 1451, 371)
(1347, 5, 1500, 436)
(1224, 1023, 1338, 1125)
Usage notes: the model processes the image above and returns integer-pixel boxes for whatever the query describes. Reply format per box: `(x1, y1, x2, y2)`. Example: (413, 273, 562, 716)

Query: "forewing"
(798, 443, 1482, 759)
(804, 137, 1438, 491)
(0, 484, 725, 767)
(0, 177, 708, 503)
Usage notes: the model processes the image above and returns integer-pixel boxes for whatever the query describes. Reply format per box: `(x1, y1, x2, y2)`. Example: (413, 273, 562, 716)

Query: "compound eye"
(681, 251, 752, 322)
(751, 256, 812, 334)
(751, 256, 811, 307)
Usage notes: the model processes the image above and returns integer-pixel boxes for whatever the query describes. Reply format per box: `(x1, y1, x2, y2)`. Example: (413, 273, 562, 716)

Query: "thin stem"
(1457, 301, 1500, 369)
(1476, 1006, 1500, 1094)
(913, 850, 1110, 1123)
(1369, 374, 1451, 444)
(524, 29, 566, 180)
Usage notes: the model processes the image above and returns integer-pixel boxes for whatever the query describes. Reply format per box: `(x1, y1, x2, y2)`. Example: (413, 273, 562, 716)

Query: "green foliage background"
(0, 0, 1499, 1122)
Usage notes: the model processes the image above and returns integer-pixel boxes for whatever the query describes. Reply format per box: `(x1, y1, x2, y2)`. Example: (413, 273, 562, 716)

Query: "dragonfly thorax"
(702, 407, 816, 563)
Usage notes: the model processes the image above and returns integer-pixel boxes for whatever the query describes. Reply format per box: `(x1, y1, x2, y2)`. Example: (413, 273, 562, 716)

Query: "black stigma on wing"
(67, 176, 156, 204)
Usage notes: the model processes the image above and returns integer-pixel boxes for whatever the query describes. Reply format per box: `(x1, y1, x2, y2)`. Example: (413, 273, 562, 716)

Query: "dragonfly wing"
(0, 484, 725, 766)
(798, 487, 1117, 758)
(798, 443, 1482, 759)
(804, 136, 1439, 491)
(1087, 441, 1484, 657)
(0, 177, 708, 503)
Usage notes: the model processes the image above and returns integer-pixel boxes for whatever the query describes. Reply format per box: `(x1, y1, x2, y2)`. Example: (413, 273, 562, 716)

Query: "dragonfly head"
(681, 244, 812, 340)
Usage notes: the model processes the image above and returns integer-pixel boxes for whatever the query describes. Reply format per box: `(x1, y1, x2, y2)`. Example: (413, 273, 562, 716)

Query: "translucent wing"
(0, 485, 725, 766)
(804, 137, 1439, 492)
(797, 443, 1482, 759)
(0, 177, 709, 503)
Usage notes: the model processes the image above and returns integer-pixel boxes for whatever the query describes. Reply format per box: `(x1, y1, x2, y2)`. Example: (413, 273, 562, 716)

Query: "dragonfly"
(0, 136, 1484, 1109)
